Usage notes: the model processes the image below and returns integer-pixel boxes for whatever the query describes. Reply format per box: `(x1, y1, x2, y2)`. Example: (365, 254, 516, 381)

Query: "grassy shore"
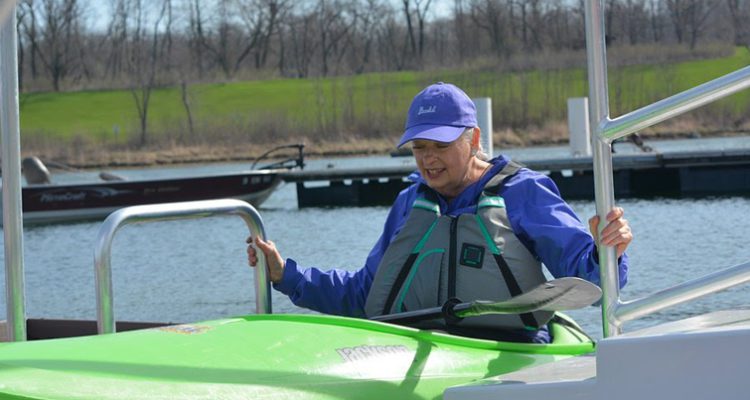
(17, 45, 750, 168)
(33, 120, 749, 170)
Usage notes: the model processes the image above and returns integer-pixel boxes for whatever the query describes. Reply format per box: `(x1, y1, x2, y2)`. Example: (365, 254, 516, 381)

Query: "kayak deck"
(0, 314, 593, 400)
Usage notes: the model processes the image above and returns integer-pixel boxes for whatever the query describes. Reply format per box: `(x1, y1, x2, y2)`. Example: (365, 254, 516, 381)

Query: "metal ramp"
(446, 310, 750, 400)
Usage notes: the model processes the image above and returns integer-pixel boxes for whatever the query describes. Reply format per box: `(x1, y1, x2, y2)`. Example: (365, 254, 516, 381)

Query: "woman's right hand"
(246, 236, 285, 284)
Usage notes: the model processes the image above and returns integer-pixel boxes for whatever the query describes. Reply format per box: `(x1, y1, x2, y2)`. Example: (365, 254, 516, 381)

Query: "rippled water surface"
(2, 137, 750, 339)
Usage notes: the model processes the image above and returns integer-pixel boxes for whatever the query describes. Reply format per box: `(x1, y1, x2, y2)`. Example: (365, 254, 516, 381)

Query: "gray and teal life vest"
(364, 161, 553, 330)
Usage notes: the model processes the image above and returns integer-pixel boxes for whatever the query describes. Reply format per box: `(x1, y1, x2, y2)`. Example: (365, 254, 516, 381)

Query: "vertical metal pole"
(584, 0, 621, 337)
(0, 3, 27, 342)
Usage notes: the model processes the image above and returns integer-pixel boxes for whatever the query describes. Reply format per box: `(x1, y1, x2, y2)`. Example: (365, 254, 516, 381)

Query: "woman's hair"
(462, 127, 489, 161)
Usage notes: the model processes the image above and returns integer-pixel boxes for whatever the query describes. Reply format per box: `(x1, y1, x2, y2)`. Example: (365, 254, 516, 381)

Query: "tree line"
(15, 0, 750, 93)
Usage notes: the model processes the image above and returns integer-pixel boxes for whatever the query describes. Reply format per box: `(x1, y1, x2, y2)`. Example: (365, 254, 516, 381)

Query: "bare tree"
(666, 0, 715, 49)
(545, 0, 575, 50)
(187, 0, 237, 78)
(103, 0, 129, 80)
(469, 0, 509, 56)
(648, 0, 666, 42)
(375, 7, 407, 70)
(413, 0, 432, 59)
(128, 0, 169, 146)
(180, 80, 195, 140)
(316, 0, 357, 76)
(197, 0, 234, 77)
(286, 5, 318, 77)
(187, 0, 277, 78)
(726, 0, 750, 45)
(401, 0, 432, 63)
(17, 0, 43, 88)
(453, 0, 470, 59)
(187, 0, 207, 77)
(619, 0, 649, 45)
(347, 0, 385, 74)
(513, 0, 544, 51)
(401, 0, 417, 58)
(240, 0, 289, 70)
(32, 0, 83, 91)
(233, 0, 280, 73)
(159, 0, 174, 73)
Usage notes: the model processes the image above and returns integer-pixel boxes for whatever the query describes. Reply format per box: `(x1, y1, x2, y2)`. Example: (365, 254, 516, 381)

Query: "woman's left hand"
(588, 207, 632, 259)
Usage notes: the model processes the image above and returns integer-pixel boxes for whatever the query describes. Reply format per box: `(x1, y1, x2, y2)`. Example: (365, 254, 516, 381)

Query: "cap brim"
(397, 125, 466, 148)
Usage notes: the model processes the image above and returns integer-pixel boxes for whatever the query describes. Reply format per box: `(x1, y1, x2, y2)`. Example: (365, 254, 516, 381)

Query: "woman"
(248, 82, 632, 343)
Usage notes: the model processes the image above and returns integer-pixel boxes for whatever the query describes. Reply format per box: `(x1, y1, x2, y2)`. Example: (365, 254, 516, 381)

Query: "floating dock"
(281, 148, 750, 208)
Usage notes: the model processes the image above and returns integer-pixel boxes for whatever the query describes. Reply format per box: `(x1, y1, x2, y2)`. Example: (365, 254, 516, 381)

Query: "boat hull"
(5, 170, 281, 224)
(0, 314, 593, 399)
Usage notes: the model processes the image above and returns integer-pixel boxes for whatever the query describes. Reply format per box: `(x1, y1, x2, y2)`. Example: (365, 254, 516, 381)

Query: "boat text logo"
(36, 187, 132, 203)
(336, 345, 411, 362)
(39, 191, 87, 202)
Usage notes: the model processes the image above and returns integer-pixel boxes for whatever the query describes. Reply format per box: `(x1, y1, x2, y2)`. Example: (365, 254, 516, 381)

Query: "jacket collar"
(408, 155, 511, 213)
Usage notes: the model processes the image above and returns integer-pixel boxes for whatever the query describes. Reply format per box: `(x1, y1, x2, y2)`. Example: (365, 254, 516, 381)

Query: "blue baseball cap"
(398, 82, 477, 148)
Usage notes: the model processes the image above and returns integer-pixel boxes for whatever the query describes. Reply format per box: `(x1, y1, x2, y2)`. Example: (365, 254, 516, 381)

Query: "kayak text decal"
(336, 345, 411, 362)
(156, 324, 212, 335)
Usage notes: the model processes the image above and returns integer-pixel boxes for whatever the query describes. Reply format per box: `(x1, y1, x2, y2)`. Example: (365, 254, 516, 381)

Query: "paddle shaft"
(370, 301, 471, 325)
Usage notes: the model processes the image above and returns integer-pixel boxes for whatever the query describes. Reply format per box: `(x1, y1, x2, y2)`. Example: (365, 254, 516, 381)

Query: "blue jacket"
(274, 155, 629, 328)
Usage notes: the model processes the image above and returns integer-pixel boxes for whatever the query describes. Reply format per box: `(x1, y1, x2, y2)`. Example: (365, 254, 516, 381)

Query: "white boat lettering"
(40, 192, 87, 202)
(36, 187, 133, 203)
(335, 345, 411, 362)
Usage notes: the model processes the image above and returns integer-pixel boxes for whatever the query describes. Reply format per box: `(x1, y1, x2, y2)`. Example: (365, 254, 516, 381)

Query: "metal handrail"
(616, 261, 750, 324)
(601, 66, 750, 143)
(94, 199, 272, 334)
(585, 0, 750, 337)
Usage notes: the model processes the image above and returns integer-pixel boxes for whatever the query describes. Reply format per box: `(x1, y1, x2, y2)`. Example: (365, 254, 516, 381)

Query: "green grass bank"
(18, 46, 750, 166)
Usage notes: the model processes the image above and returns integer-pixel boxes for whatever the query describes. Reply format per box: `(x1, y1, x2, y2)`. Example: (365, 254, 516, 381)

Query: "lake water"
(2, 136, 750, 339)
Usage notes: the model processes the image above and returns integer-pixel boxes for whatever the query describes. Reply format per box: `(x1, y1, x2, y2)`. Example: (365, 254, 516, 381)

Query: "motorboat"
(0, 144, 304, 225)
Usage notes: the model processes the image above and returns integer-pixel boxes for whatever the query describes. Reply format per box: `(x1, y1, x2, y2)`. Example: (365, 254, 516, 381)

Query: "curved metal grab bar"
(94, 199, 272, 334)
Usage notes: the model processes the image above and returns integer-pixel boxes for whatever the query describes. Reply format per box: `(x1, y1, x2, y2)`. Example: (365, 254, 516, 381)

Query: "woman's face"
(411, 136, 475, 199)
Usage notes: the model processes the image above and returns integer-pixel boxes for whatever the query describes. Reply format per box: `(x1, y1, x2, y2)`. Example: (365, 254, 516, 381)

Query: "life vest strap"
(492, 253, 541, 329)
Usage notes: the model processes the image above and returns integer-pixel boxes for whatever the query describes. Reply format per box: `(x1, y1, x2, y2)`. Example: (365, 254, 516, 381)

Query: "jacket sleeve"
(503, 170, 628, 288)
(272, 187, 415, 317)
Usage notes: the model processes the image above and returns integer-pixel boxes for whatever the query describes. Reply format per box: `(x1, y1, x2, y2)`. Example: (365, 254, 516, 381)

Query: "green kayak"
(0, 314, 593, 399)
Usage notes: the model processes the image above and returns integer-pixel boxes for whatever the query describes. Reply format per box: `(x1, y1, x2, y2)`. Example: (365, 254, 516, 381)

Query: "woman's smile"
(423, 167, 446, 179)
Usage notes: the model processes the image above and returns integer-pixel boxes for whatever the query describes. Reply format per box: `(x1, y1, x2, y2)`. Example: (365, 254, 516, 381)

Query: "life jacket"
(364, 161, 553, 330)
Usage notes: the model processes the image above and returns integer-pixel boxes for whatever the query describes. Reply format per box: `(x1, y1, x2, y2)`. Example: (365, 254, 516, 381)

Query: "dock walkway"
(281, 148, 750, 207)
